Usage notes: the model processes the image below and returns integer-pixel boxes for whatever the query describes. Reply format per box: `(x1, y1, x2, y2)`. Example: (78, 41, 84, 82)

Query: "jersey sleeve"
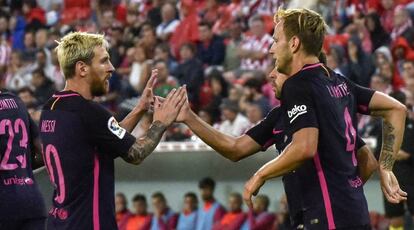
(345, 78, 375, 115)
(245, 108, 279, 150)
(81, 102, 136, 159)
(282, 79, 318, 134)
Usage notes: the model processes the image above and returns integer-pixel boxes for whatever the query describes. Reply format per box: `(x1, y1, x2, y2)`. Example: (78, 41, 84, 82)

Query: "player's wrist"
(183, 110, 196, 124)
(152, 119, 170, 129)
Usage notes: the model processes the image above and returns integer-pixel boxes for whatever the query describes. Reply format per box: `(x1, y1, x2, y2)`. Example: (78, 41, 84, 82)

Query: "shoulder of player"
(0, 92, 26, 106)
(0, 91, 18, 100)
(81, 99, 112, 116)
(282, 73, 311, 92)
(266, 106, 283, 118)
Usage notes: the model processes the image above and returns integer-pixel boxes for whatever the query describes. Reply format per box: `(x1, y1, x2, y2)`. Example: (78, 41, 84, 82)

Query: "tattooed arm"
(368, 91, 407, 203)
(122, 121, 167, 164)
(122, 87, 186, 165)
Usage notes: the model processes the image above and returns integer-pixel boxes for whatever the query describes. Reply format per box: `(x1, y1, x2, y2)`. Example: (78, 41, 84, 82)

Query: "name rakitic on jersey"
(326, 83, 350, 99)
(0, 98, 18, 110)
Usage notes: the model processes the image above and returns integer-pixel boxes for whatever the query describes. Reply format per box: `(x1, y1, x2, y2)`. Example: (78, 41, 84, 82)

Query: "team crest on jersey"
(287, 104, 307, 123)
(108, 117, 126, 139)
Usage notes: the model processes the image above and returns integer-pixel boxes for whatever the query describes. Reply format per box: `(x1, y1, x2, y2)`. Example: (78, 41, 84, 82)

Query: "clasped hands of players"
(134, 69, 187, 128)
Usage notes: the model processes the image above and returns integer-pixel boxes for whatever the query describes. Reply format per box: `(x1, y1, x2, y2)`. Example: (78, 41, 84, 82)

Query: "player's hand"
(136, 69, 157, 112)
(175, 88, 192, 123)
(153, 86, 186, 126)
(243, 174, 265, 209)
(379, 169, 407, 203)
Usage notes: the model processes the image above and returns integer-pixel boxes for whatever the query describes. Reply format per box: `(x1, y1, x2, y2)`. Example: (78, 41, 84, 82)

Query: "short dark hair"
(153, 59, 167, 67)
(152, 192, 166, 202)
(132, 194, 147, 203)
(229, 192, 242, 202)
(17, 87, 34, 96)
(180, 43, 196, 54)
(116, 192, 128, 205)
(184, 192, 198, 201)
(32, 68, 46, 79)
(256, 194, 270, 210)
(244, 78, 263, 92)
(156, 42, 171, 54)
(199, 177, 216, 189)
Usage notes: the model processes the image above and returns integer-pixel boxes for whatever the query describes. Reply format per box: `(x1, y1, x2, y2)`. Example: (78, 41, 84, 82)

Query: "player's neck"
(289, 54, 320, 77)
(64, 80, 93, 100)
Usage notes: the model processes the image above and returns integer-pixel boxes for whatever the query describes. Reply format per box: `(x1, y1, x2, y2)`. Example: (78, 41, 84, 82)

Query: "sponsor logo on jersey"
(287, 105, 307, 123)
(107, 117, 126, 139)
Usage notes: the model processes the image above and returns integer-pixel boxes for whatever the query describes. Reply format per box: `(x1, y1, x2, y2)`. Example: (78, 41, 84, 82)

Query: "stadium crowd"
(1, 0, 414, 141)
(1, 0, 414, 229)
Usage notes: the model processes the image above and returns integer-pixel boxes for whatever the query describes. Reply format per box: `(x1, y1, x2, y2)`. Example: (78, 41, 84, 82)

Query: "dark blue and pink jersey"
(0, 92, 46, 221)
(280, 63, 375, 229)
(39, 90, 136, 230)
(246, 75, 370, 229)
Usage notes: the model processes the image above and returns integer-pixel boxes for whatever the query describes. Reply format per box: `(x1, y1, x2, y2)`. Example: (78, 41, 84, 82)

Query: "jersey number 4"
(344, 107, 357, 166)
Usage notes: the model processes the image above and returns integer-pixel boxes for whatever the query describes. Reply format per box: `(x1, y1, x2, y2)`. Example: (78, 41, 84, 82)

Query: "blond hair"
(275, 8, 327, 56)
(55, 32, 108, 79)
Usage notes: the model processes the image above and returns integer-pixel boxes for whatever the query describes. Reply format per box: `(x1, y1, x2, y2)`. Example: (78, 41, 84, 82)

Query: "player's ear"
(75, 61, 89, 78)
(290, 36, 301, 54)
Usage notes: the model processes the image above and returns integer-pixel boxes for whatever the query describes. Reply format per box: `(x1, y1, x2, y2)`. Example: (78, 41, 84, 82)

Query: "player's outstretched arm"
(368, 91, 407, 203)
(120, 69, 158, 132)
(243, 127, 318, 208)
(175, 90, 262, 161)
(356, 145, 378, 184)
(122, 87, 186, 165)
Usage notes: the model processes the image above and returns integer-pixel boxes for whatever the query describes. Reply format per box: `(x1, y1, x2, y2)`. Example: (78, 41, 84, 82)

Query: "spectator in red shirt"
(238, 15, 273, 72)
(169, 0, 199, 58)
(380, 0, 396, 33)
(22, 0, 46, 30)
(116, 193, 133, 230)
(126, 194, 152, 230)
(213, 192, 246, 230)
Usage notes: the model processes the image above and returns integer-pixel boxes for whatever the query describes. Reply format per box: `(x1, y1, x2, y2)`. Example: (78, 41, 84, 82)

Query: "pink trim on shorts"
(93, 153, 100, 230)
(313, 152, 336, 229)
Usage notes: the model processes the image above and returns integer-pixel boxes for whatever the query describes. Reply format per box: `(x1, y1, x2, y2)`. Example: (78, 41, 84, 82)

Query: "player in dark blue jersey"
(0, 92, 47, 230)
(39, 32, 186, 230)
(243, 8, 407, 229)
(174, 69, 378, 229)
